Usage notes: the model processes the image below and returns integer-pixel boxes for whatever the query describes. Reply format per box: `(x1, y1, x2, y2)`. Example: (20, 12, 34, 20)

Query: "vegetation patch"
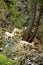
(0, 53, 22, 65)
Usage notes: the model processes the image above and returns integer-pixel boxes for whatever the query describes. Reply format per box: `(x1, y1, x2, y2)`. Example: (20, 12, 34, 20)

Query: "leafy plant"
(4, 0, 27, 28)
(0, 53, 14, 65)
(0, 53, 23, 65)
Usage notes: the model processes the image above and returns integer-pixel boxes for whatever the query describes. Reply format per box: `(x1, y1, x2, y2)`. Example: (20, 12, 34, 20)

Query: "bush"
(0, 53, 22, 65)
(0, 53, 14, 65)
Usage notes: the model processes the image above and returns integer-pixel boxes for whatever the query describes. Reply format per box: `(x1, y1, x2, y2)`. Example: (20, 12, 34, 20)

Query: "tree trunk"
(22, 0, 37, 42)
(22, 3, 43, 42)
(27, 5, 43, 42)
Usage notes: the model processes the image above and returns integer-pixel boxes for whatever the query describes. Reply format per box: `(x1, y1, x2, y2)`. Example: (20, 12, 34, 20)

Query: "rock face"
(3, 28, 22, 54)
(18, 41, 43, 65)
(3, 34, 43, 65)
(0, 27, 43, 65)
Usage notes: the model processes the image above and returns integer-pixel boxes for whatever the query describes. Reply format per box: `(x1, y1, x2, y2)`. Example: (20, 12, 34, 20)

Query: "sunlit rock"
(3, 28, 22, 54)
(20, 40, 35, 47)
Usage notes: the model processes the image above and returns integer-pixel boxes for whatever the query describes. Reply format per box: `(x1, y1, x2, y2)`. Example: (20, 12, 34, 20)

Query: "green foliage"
(0, 53, 14, 65)
(0, 53, 22, 65)
(39, 0, 43, 5)
(0, 53, 23, 65)
(4, 0, 27, 28)
(9, 4, 27, 28)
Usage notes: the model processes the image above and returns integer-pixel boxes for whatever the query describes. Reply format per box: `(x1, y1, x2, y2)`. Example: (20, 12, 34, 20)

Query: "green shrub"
(4, 0, 27, 28)
(0, 53, 14, 65)
(0, 53, 23, 65)
(9, 4, 27, 28)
